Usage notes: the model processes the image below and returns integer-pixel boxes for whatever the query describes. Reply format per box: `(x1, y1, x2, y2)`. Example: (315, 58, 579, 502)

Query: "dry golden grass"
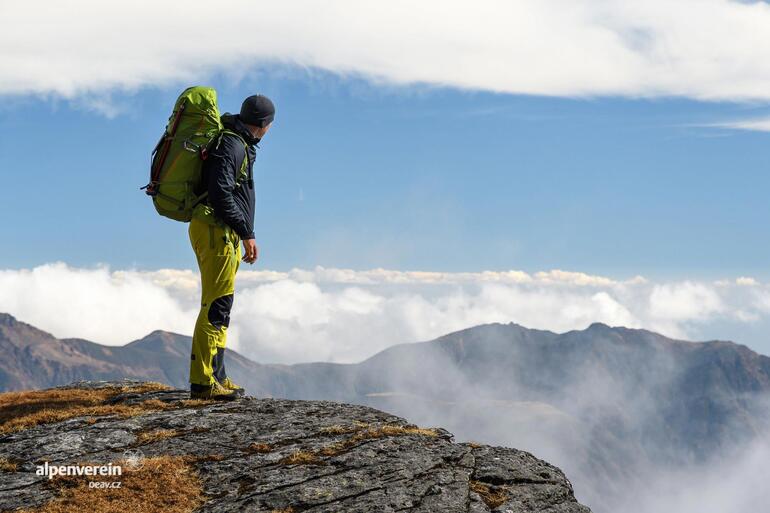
(177, 399, 216, 408)
(270, 507, 295, 513)
(318, 422, 439, 457)
(245, 442, 273, 454)
(136, 428, 182, 444)
(194, 454, 225, 463)
(466, 441, 483, 448)
(375, 424, 439, 437)
(317, 444, 345, 456)
(278, 449, 325, 466)
(252, 422, 434, 462)
(275, 421, 441, 466)
(0, 383, 171, 434)
(18, 455, 204, 513)
(469, 480, 509, 509)
(0, 457, 18, 472)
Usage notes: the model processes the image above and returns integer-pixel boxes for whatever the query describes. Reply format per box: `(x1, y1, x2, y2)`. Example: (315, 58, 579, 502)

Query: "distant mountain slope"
(0, 313, 270, 390)
(353, 322, 770, 456)
(3, 312, 769, 512)
(4, 313, 769, 455)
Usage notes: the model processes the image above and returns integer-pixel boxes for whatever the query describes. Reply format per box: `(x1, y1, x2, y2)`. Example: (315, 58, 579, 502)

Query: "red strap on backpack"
(146, 100, 187, 194)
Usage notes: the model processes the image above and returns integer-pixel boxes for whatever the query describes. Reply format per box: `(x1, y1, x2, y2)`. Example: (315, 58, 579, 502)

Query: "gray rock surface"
(0, 380, 590, 512)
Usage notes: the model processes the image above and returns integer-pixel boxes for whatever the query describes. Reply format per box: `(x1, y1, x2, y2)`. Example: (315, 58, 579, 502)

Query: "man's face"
(258, 122, 272, 138)
(249, 122, 272, 140)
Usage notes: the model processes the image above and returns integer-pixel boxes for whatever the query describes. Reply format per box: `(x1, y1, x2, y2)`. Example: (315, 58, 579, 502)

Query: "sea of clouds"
(2, 262, 769, 362)
(2, 262, 769, 512)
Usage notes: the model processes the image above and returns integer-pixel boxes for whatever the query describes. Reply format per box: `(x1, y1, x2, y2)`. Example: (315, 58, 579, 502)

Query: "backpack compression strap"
(142, 99, 187, 196)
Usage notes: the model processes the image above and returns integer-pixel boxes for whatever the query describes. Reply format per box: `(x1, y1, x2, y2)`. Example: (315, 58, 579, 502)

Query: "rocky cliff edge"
(0, 381, 590, 513)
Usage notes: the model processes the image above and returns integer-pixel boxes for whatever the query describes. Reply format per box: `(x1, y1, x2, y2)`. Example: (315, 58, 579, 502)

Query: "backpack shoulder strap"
(218, 129, 251, 186)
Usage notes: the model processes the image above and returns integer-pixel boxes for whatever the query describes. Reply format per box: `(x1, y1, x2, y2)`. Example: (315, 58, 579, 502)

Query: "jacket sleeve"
(204, 137, 254, 239)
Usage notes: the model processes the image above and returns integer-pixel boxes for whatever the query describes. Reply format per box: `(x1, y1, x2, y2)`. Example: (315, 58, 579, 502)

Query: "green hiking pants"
(189, 216, 241, 386)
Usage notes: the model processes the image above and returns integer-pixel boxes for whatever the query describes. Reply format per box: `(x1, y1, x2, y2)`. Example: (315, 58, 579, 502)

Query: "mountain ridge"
(3, 312, 769, 397)
(3, 311, 769, 512)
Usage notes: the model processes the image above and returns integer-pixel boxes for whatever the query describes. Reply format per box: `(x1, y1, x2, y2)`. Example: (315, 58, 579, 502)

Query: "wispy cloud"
(709, 116, 770, 132)
(4, 1, 770, 101)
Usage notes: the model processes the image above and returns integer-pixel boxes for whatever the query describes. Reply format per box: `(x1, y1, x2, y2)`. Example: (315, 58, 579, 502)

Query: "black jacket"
(201, 113, 258, 240)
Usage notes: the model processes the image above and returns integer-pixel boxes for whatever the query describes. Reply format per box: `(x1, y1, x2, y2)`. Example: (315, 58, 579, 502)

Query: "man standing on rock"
(188, 94, 275, 401)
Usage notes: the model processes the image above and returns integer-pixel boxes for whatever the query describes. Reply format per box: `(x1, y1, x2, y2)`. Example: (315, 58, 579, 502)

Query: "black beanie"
(239, 94, 275, 128)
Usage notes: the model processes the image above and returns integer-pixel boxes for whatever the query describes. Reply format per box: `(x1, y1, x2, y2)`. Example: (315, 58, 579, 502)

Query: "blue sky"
(5, 1, 770, 356)
(1, 68, 769, 279)
(3, 16, 770, 513)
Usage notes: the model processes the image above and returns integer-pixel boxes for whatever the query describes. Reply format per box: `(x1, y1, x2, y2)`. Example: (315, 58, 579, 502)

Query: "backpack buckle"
(182, 139, 201, 153)
(141, 183, 158, 196)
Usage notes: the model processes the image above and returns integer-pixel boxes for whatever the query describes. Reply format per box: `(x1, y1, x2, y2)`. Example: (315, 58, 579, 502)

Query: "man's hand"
(242, 239, 258, 264)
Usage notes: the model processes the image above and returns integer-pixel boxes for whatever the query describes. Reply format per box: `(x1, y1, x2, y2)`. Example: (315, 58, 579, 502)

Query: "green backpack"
(142, 86, 248, 222)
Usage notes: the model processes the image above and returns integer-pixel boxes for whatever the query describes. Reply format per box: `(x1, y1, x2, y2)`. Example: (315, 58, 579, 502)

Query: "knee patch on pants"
(208, 294, 234, 330)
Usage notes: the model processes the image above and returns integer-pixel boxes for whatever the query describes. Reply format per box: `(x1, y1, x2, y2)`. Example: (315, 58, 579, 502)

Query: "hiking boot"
(220, 377, 245, 396)
(190, 381, 238, 401)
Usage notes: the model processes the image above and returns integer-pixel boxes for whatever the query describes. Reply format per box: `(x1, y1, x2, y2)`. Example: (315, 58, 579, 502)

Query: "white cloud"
(709, 116, 770, 132)
(3, 1, 770, 101)
(3, 263, 770, 364)
(648, 281, 724, 322)
(736, 276, 759, 287)
(0, 263, 195, 345)
(534, 269, 618, 287)
(237, 266, 628, 287)
(627, 433, 770, 513)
